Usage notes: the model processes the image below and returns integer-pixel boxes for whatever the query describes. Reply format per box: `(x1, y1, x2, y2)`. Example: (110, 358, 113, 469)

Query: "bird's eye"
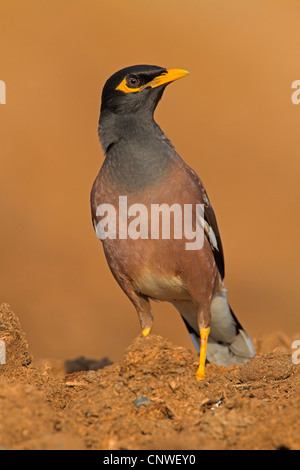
(126, 75, 141, 88)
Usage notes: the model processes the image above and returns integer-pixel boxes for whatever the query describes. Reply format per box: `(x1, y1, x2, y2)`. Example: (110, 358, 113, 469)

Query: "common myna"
(91, 65, 255, 380)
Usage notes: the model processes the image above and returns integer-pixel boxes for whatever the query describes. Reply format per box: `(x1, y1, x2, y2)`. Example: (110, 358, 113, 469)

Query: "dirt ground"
(0, 303, 299, 450)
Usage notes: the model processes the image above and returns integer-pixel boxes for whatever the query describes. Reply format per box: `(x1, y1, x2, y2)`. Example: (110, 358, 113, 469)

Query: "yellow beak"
(145, 68, 190, 89)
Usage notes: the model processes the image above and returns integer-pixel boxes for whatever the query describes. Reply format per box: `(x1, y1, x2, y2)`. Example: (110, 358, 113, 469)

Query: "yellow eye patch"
(116, 69, 189, 94)
(116, 78, 145, 93)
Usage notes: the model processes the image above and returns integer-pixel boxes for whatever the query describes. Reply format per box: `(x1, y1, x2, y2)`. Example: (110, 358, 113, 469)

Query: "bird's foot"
(195, 326, 210, 381)
(141, 327, 151, 337)
(195, 365, 206, 381)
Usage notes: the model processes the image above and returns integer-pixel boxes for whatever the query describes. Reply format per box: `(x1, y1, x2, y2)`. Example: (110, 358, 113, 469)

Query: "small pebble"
(134, 396, 151, 408)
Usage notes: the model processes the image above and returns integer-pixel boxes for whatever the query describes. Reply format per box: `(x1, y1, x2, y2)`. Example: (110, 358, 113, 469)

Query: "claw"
(141, 327, 151, 337)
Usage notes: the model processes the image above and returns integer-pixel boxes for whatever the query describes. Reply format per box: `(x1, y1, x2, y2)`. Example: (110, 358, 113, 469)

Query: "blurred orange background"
(1, 0, 299, 362)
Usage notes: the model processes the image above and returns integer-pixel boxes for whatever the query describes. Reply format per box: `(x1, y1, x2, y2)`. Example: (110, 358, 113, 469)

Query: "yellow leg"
(141, 327, 151, 337)
(195, 327, 210, 381)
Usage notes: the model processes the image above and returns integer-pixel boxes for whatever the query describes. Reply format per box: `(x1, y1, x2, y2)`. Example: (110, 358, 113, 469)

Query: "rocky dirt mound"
(0, 303, 299, 450)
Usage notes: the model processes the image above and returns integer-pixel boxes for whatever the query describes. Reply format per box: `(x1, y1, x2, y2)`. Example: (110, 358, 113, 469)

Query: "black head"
(101, 64, 189, 115)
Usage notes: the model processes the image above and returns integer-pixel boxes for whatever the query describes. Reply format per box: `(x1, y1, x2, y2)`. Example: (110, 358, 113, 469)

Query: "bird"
(90, 65, 255, 380)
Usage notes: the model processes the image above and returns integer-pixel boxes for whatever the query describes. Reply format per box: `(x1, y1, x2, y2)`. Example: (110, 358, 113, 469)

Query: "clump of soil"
(0, 303, 32, 376)
(0, 303, 299, 450)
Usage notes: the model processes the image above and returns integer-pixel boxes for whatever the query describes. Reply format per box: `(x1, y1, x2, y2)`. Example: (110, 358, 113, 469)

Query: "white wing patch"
(197, 213, 219, 251)
(204, 220, 219, 251)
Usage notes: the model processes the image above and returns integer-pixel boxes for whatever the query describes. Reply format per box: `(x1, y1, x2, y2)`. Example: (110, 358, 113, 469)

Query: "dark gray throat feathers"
(98, 110, 177, 192)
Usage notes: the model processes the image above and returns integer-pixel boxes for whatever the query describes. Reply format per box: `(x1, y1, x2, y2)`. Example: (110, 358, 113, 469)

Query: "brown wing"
(183, 163, 225, 279)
